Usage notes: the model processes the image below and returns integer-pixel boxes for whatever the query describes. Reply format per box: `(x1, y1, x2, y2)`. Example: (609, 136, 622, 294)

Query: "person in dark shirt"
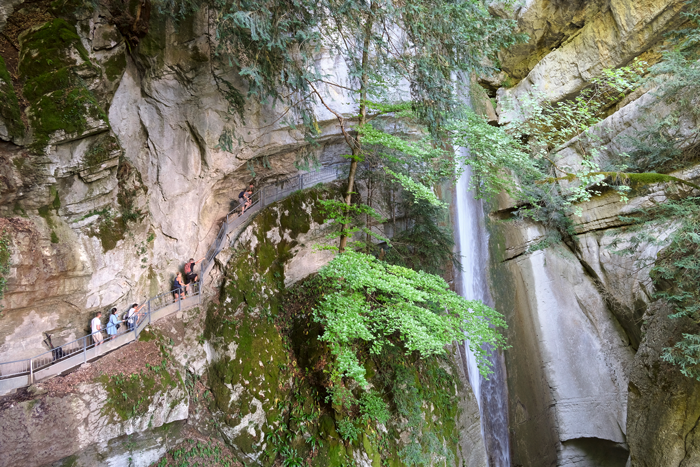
(173, 272, 185, 301)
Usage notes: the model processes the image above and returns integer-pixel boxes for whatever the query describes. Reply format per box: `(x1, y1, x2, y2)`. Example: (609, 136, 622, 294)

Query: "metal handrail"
(0, 281, 201, 381)
(200, 165, 342, 276)
(0, 164, 342, 386)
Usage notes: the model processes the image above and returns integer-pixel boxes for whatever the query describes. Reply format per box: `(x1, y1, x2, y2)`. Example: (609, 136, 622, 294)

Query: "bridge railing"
(0, 282, 201, 382)
(200, 165, 343, 278)
(0, 164, 342, 390)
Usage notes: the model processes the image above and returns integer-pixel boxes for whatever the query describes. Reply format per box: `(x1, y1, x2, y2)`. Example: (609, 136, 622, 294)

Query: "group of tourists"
(90, 302, 144, 346)
(89, 256, 206, 345)
(86, 183, 256, 347)
(173, 256, 204, 300)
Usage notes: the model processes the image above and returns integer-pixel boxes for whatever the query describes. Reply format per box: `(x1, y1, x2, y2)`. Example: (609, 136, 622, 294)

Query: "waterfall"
(454, 154, 511, 467)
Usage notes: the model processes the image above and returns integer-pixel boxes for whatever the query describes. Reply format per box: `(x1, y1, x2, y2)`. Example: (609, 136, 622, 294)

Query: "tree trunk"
(339, 3, 375, 252)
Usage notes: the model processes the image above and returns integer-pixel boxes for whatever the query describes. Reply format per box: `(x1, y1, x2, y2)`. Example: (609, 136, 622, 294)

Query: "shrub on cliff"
(313, 250, 506, 389)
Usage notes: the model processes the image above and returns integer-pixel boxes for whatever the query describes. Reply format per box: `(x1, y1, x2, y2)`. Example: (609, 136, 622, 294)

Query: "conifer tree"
(209, 0, 521, 249)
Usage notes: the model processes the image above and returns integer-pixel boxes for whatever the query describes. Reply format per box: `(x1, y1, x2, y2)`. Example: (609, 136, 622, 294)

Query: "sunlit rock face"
(0, 4, 353, 360)
(483, 1, 700, 466)
(494, 0, 687, 122)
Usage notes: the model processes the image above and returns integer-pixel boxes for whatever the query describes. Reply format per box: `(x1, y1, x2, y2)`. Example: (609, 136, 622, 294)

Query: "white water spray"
(455, 158, 487, 408)
(454, 153, 511, 467)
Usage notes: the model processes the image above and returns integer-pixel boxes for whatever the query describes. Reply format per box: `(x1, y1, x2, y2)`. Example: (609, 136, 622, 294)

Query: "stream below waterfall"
(454, 158, 511, 467)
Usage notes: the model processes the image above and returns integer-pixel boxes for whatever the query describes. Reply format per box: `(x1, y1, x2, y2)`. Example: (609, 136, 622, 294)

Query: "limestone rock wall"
(494, 0, 687, 121)
(484, 1, 700, 466)
(0, 338, 189, 467)
(0, 2, 351, 362)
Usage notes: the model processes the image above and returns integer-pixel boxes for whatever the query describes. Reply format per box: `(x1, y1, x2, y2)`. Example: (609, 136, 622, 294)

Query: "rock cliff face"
(485, 1, 700, 466)
(0, 186, 488, 466)
(0, 1, 350, 361)
(2, 0, 700, 466)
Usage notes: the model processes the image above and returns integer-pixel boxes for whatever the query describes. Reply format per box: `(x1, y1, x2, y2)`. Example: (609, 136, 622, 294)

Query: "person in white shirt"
(91, 311, 103, 346)
(126, 303, 144, 332)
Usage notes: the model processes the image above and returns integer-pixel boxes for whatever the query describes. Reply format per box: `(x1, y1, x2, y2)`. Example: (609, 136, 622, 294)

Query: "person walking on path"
(238, 184, 254, 215)
(91, 311, 103, 346)
(126, 303, 143, 332)
(106, 308, 119, 340)
(184, 257, 204, 294)
(173, 272, 186, 301)
(242, 188, 253, 214)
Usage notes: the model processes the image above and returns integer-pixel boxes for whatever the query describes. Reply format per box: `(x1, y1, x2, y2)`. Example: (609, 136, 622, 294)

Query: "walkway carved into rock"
(0, 166, 343, 396)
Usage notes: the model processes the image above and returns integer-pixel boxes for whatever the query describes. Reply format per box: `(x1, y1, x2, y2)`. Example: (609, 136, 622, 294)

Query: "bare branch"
(306, 80, 357, 150)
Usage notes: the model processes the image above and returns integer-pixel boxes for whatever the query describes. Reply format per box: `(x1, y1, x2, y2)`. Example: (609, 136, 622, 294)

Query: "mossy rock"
(27, 86, 108, 150)
(91, 215, 127, 252)
(0, 57, 25, 140)
(204, 186, 465, 466)
(83, 134, 120, 168)
(18, 18, 108, 152)
(98, 363, 180, 421)
(22, 67, 76, 102)
(18, 19, 92, 78)
(103, 51, 127, 82)
(206, 306, 291, 463)
(137, 8, 168, 71)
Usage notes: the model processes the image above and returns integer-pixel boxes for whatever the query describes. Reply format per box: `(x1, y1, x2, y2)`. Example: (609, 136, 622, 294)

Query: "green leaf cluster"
(313, 251, 506, 390)
(0, 231, 11, 305)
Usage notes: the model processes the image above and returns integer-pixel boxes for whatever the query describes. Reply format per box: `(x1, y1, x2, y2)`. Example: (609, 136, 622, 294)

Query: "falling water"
(454, 154, 511, 467)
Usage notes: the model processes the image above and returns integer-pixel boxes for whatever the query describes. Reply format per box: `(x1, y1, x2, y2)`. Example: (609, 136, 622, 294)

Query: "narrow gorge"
(0, 0, 698, 466)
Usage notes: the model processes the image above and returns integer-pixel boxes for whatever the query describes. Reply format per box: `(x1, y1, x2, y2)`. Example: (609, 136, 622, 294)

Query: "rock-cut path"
(0, 166, 342, 396)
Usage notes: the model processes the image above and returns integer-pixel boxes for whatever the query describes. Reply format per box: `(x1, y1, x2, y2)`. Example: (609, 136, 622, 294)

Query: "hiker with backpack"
(184, 257, 204, 294)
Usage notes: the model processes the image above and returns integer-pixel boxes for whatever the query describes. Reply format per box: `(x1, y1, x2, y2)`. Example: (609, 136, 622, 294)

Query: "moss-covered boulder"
(0, 57, 24, 141)
(202, 186, 473, 466)
(18, 18, 108, 152)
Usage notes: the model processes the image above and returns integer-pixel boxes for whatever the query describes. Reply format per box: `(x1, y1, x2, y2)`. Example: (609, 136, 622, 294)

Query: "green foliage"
(388, 360, 457, 466)
(381, 194, 458, 275)
(503, 62, 645, 151)
(314, 251, 506, 390)
(336, 419, 361, 443)
(0, 57, 24, 139)
(602, 2, 700, 380)
(200, 0, 523, 251)
(359, 390, 390, 425)
(451, 59, 685, 229)
(277, 271, 470, 467)
(206, 0, 521, 134)
(150, 0, 201, 20)
(0, 232, 11, 304)
(608, 197, 700, 379)
(662, 334, 700, 380)
(450, 108, 538, 200)
(155, 439, 238, 467)
(318, 198, 389, 250)
(613, 2, 700, 174)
